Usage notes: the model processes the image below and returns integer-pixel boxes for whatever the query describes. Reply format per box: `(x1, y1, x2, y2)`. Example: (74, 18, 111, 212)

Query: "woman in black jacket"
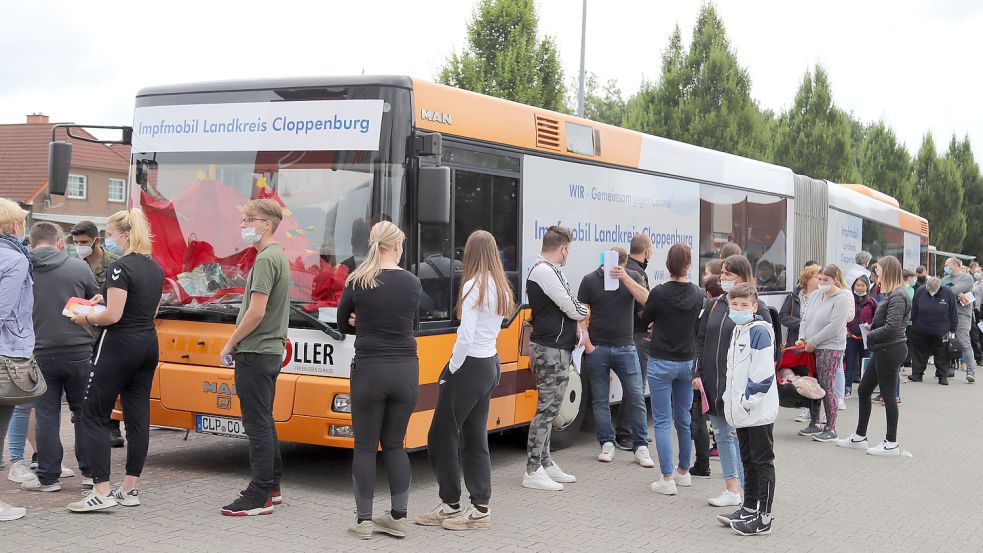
(778, 264, 820, 347)
(693, 255, 773, 508)
(838, 256, 910, 456)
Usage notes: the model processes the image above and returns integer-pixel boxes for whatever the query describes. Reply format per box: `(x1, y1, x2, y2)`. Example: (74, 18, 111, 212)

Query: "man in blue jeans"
(20, 222, 98, 492)
(578, 248, 653, 467)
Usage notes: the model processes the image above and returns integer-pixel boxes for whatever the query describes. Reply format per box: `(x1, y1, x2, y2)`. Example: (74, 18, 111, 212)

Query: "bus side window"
(453, 170, 520, 313)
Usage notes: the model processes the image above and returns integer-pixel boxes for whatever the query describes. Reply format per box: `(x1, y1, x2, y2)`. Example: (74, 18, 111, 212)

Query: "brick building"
(0, 113, 131, 232)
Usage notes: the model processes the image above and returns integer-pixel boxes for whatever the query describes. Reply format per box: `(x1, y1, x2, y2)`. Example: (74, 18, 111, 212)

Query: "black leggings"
(81, 329, 159, 484)
(856, 341, 906, 443)
(351, 357, 419, 520)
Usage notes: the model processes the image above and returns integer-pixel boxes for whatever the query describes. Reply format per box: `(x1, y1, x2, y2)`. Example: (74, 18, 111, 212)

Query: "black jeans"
(351, 356, 419, 520)
(35, 350, 92, 485)
(910, 330, 948, 379)
(81, 329, 158, 484)
(234, 352, 283, 496)
(691, 390, 710, 470)
(737, 424, 775, 515)
(857, 341, 907, 443)
(972, 311, 983, 363)
(844, 338, 867, 392)
(428, 356, 500, 506)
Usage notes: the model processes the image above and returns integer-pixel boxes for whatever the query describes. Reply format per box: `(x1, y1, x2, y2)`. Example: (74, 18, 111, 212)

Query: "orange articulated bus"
(48, 75, 929, 451)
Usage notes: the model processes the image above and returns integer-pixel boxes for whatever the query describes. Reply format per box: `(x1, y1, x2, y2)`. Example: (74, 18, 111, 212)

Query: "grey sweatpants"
(526, 344, 571, 474)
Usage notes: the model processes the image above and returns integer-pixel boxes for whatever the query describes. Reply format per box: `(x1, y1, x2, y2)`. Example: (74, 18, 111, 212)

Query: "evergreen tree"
(947, 135, 983, 256)
(582, 74, 626, 126)
(773, 65, 859, 182)
(438, 0, 565, 111)
(915, 133, 966, 252)
(858, 122, 918, 212)
(622, 8, 769, 160)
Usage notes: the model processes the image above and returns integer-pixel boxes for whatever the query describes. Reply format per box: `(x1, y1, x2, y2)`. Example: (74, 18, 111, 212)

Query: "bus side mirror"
(418, 166, 451, 224)
(48, 141, 73, 196)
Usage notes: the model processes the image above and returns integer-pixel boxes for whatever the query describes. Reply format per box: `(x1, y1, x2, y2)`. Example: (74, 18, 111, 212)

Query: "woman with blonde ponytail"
(416, 230, 514, 531)
(337, 220, 422, 539)
(67, 208, 164, 513)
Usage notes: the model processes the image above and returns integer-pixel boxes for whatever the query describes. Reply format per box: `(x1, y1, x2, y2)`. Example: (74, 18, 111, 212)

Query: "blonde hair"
(0, 198, 27, 235)
(107, 208, 153, 256)
(242, 199, 283, 232)
(798, 265, 820, 289)
(820, 264, 848, 289)
(345, 221, 404, 290)
(457, 230, 515, 318)
(877, 256, 905, 294)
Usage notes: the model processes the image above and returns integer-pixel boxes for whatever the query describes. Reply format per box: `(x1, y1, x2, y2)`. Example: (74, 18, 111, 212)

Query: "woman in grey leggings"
(337, 221, 421, 540)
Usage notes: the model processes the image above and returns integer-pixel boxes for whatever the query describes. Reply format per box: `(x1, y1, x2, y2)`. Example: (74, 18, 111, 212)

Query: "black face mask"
(638, 259, 649, 271)
(917, 276, 927, 284)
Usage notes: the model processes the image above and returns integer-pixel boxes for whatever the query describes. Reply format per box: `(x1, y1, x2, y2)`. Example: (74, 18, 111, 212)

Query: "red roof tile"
(0, 122, 130, 204)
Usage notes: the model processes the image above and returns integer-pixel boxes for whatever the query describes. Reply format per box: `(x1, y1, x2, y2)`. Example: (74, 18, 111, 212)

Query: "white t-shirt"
(449, 277, 503, 371)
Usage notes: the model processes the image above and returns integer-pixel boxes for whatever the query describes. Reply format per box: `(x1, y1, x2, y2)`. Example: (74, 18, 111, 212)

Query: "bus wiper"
(289, 302, 345, 342)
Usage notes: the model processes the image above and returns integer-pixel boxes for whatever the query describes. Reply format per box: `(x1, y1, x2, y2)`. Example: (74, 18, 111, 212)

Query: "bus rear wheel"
(549, 367, 589, 451)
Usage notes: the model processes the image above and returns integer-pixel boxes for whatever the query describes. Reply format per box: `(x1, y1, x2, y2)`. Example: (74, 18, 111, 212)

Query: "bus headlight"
(329, 425, 354, 438)
(332, 393, 352, 413)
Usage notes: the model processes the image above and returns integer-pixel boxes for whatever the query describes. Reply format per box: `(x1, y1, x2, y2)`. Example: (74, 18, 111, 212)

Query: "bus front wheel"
(549, 367, 589, 451)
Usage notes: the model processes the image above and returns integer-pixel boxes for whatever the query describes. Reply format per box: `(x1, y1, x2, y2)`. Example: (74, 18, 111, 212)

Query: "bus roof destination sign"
(131, 99, 384, 153)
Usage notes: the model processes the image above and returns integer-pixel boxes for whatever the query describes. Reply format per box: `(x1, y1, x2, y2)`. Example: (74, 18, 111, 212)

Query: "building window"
(108, 178, 126, 203)
(66, 175, 87, 199)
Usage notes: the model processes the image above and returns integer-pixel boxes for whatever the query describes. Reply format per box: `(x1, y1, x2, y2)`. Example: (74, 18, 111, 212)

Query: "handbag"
(0, 356, 47, 406)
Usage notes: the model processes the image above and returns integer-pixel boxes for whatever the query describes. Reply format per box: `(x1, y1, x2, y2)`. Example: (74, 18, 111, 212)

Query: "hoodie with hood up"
(31, 247, 100, 355)
(640, 280, 705, 361)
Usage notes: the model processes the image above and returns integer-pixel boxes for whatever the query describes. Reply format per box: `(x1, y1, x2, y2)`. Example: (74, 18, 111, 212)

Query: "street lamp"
(576, 0, 587, 118)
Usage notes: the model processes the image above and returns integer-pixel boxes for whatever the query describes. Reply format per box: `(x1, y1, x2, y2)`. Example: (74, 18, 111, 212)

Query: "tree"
(914, 133, 966, 252)
(579, 74, 625, 126)
(858, 122, 918, 212)
(773, 65, 859, 183)
(947, 135, 983, 256)
(438, 0, 566, 111)
(622, 8, 770, 160)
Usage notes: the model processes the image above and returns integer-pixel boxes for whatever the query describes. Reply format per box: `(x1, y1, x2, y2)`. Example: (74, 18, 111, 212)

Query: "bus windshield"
(133, 149, 405, 313)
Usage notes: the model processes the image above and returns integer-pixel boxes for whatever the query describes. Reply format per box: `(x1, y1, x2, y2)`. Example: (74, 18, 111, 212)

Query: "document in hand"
(859, 323, 871, 349)
(62, 297, 106, 318)
(961, 291, 976, 307)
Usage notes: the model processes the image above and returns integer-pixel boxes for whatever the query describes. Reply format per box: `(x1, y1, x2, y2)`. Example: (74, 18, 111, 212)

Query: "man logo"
(217, 396, 232, 410)
(421, 109, 452, 125)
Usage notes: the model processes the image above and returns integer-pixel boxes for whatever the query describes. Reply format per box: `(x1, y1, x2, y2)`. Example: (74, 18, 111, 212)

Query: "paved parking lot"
(1, 370, 979, 552)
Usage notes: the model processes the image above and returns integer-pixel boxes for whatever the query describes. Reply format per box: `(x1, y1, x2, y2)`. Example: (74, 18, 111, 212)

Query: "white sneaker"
(545, 463, 576, 483)
(672, 472, 692, 487)
(0, 501, 26, 521)
(838, 399, 847, 411)
(67, 490, 118, 512)
(60, 466, 75, 478)
(21, 475, 61, 492)
(112, 486, 140, 507)
(650, 479, 678, 495)
(866, 440, 902, 456)
(597, 442, 615, 463)
(414, 502, 462, 526)
(794, 408, 811, 422)
(633, 446, 655, 468)
(522, 467, 564, 491)
(707, 489, 742, 507)
(836, 434, 868, 450)
(6, 460, 33, 483)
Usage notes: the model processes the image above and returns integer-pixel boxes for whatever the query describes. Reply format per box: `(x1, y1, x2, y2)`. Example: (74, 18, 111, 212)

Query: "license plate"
(195, 414, 247, 439)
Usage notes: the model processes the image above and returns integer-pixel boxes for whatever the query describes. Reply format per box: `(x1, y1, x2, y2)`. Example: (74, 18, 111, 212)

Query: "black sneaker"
(221, 488, 273, 516)
(109, 423, 125, 449)
(30, 452, 38, 470)
(732, 513, 772, 536)
(717, 507, 756, 527)
(798, 424, 822, 436)
(908, 374, 923, 382)
(948, 368, 956, 378)
(939, 376, 949, 385)
(690, 465, 711, 479)
(614, 436, 634, 451)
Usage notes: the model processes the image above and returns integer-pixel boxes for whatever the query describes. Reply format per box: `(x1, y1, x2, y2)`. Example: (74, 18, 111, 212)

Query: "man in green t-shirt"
(219, 199, 291, 516)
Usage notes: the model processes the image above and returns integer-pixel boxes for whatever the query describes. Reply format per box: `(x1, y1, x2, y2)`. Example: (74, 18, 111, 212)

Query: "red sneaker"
(271, 488, 282, 506)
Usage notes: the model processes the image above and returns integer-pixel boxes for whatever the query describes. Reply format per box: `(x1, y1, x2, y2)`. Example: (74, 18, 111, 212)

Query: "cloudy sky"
(2, 0, 980, 161)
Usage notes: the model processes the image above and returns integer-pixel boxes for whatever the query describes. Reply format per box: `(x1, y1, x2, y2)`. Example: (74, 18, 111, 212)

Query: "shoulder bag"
(0, 356, 47, 406)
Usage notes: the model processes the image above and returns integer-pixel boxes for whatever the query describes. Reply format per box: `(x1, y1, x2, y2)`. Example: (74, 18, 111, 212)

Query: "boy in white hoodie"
(716, 283, 778, 536)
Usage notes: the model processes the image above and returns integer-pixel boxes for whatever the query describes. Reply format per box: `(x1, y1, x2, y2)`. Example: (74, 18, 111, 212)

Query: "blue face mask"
(975, 272, 982, 281)
(728, 309, 754, 325)
(944, 266, 953, 275)
(104, 237, 123, 256)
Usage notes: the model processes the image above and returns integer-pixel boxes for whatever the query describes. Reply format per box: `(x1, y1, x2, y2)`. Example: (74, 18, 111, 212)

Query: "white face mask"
(818, 284, 832, 293)
(75, 245, 93, 259)
(241, 227, 262, 245)
(720, 279, 736, 292)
